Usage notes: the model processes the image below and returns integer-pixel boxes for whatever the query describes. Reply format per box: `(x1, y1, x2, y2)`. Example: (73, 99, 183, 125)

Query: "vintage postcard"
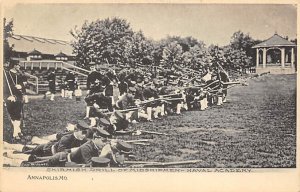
(1, 1, 299, 192)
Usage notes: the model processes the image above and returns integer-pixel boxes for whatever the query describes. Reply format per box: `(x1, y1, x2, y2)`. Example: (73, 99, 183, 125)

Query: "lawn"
(3, 74, 296, 168)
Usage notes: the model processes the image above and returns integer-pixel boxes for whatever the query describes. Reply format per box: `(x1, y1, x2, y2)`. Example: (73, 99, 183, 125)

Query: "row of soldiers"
(4, 116, 135, 167)
(4, 62, 239, 167)
(84, 63, 231, 128)
(45, 69, 80, 101)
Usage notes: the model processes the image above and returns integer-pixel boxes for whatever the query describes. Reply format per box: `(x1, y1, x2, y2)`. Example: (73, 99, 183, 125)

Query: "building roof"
(55, 51, 68, 57)
(28, 49, 42, 55)
(252, 34, 296, 48)
(8, 34, 74, 56)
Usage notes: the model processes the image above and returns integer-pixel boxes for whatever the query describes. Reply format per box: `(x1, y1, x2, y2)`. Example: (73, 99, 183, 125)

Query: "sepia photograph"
(1, 2, 299, 192)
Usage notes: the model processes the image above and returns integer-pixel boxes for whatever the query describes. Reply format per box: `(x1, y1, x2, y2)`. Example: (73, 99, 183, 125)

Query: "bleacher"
(20, 61, 89, 94)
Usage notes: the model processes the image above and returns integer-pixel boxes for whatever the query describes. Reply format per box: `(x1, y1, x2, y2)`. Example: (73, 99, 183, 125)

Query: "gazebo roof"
(252, 34, 296, 48)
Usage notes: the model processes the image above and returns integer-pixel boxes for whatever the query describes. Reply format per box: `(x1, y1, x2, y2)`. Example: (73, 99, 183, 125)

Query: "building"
(252, 33, 297, 74)
(6, 34, 89, 94)
(8, 34, 75, 67)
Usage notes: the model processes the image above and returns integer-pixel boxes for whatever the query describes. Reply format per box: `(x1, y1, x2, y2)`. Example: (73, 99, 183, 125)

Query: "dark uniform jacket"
(47, 72, 56, 93)
(65, 73, 75, 91)
(53, 133, 87, 153)
(87, 71, 102, 89)
(118, 81, 128, 95)
(70, 140, 104, 164)
(6, 97, 23, 121)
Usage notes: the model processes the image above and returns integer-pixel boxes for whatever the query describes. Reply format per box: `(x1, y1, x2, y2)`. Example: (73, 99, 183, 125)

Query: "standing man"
(85, 63, 103, 119)
(45, 69, 56, 101)
(6, 85, 24, 141)
(9, 63, 29, 103)
(64, 71, 75, 99)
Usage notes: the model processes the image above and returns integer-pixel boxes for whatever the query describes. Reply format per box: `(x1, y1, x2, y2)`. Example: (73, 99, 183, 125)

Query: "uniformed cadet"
(23, 137, 103, 167)
(110, 111, 130, 132)
(22, 131, 131, 167)
(99, 140, 133, 167)
(64, 71, 76, 99)
(6, 86, 24, 141)
(29, 123, 90, 157)
(30, 120, 89, 145)
(85, 92, 113, 126)
(218, 70, 230, 103)
(115, 87, 136, 110)
(217, 84, 224, 106)
(45, 69, 56, 101)
(198, 88, 207, 111)
(9, 64, 29, 103)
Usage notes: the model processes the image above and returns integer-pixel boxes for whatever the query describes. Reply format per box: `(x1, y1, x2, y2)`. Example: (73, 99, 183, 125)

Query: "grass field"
(3, 74, 296, 168)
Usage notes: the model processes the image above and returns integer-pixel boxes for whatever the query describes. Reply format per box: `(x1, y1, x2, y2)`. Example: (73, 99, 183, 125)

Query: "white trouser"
(200, 99, 205, 110)
(86, 106, 90, 118)
(152, 107, 158, 118)
(3, 156, 24, 167)
(217, 96, 223, 106)
(138, 110, 149, 120)
(110, 96, 115, 106)
(146, 107, 152, 120)
(68, 91, 73, 99)
(50, 94, 55, 101)
(61, 89, 65, 97)
(12, 120, 21, 137)
(161, 104, 165, 116)
(31, 136, 50, 145)
(24, 95, 29, 103)
(41, 133, 57, 141)
(125, 111, 135, 120)
(90, 117, 97, 127)
(223, 95, 227, 103)
(3, 141, 24, 152)
(176, 103, 182, 114)
(4, 150, 30, 161)
(203, 97, 208, 109)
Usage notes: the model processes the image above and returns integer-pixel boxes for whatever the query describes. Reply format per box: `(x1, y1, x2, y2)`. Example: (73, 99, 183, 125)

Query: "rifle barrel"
(141, 160, 202, 167)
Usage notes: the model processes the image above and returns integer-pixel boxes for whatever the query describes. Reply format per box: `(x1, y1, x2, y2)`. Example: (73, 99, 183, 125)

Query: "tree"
(230, 31, 255, 55)
(3, 18, 14, 64)
(208, 45, 226, 68)
(182, 45, 211, 70)
(223, 46, 252, 70)
(161, 41, 183, 68)
(123, 31, 154, 67)
(70, 17, 134, 68)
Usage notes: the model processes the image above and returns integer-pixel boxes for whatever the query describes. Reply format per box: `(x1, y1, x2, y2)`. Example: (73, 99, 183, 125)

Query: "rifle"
(115, 130, 169, 136)
(129, 160, 202, 168)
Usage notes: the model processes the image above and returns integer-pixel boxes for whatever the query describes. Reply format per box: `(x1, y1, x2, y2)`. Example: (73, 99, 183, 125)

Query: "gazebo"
(252, 33, 296, 74)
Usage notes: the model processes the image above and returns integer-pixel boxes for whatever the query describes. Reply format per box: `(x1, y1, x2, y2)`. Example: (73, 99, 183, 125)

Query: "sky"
(3, 3, 297, 46)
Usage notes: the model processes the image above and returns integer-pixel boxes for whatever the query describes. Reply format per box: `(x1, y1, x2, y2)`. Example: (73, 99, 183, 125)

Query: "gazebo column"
(256, 49, 259, 68)
(291, 47, 295, 69)
(281, 48, 285, 68)
(263, 48, 267, 68)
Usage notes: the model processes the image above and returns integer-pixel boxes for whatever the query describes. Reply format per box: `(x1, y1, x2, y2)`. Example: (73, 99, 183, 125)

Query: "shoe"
(18, 132, 24, 138)
(131, 120, 137, 124)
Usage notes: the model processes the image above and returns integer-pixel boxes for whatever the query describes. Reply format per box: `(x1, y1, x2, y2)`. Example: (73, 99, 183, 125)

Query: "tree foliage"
(70, 17, 134, 68)
(161, 41, 183, 68)
(71, 17, 258, 73)
(3, 18, 14, 64)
